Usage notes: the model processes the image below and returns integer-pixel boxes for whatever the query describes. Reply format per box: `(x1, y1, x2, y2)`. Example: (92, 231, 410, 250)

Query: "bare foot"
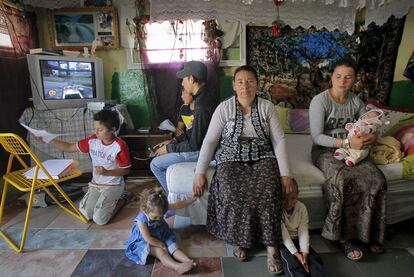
(175, 261, 193, 275)
(191, 259, 198, 268)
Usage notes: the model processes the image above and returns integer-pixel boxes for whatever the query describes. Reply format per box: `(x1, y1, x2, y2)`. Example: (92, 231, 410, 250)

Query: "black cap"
(176, 61, 207, 81)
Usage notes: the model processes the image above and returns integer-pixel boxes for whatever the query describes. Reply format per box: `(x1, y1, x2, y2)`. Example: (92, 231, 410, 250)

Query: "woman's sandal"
(267, 253, 283, 275)
(233, 246, 247, 261)
(369, 242, 384, 254)
(342, 241, 363, 261)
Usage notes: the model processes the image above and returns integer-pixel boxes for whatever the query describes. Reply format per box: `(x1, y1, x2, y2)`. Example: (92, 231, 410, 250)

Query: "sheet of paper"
(23, 159, 75, 180)
(158, 119, 176, 132)
(20, 123, 62, 143)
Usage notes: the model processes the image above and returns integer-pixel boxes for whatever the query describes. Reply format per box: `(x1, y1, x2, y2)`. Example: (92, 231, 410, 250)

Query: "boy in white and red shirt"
(47, 109, 131, 225)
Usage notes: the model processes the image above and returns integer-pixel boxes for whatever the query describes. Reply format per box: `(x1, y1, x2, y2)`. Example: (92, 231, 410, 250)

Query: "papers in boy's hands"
(158, 119, 176, 132)
(20, 123, 63, 143)
(23, 159, 76, 180)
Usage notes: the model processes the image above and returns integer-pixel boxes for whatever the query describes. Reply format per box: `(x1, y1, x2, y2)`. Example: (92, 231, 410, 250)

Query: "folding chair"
(0, 133, 88, 252)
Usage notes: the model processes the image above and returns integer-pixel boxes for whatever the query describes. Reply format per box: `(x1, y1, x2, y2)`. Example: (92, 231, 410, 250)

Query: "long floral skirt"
(206, 158, 283, 248)
(312, 147, 387, 243)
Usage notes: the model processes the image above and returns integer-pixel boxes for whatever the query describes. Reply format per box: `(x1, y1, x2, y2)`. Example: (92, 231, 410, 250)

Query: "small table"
(119, 129, 173, 177)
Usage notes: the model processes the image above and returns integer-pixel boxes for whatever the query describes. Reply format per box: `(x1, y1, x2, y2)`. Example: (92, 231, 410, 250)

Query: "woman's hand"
(193, 173, 207, 197)
(360, 133, 377, 147)
(349, 133, 377, 150)
(349, 135, 364, 150)
(280, 176, 294, 194)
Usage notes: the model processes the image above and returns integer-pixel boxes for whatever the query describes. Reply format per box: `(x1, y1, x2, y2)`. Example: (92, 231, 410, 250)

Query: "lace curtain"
(21, 0, 413, 34)
(150, 0, 413, 34)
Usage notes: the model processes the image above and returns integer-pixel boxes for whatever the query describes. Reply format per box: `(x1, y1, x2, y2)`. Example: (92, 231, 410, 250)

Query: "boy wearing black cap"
(150, 61, 217, 193)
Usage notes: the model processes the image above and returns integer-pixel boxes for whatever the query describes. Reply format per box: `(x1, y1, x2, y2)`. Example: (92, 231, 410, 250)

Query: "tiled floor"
(1, 178, 414, 277)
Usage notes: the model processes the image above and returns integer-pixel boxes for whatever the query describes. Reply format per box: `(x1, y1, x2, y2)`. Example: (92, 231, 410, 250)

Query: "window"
(127, 20, 207, 68)
(0, 13, 12, 48)
(219, 26, 246, 67)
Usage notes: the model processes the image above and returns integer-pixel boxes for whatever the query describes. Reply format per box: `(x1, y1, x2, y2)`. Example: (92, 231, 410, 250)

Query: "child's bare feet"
(175, 261, 193, 275)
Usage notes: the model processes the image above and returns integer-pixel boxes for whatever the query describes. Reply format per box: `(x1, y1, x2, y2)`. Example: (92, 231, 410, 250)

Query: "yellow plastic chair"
(0, 133, 88, 252)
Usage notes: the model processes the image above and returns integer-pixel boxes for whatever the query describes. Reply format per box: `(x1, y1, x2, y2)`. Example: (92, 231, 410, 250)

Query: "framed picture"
(49, 7, 119, 50)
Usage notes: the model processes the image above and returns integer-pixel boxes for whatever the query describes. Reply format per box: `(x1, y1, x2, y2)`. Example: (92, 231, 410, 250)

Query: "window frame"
(126, 21, 246, 69)
(219, 23, 246, 67)
(126, 19, 208, 69)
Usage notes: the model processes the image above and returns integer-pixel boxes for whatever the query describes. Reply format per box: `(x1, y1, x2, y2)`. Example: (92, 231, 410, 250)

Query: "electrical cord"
(130, 150, 154, 161)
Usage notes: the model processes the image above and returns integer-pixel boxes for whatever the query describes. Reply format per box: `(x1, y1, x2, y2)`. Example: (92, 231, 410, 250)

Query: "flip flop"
(342, 241, 363, 261)
(267, 253, 283, 275)
(370, 242, 384, 254)
(233, 246, 247, 261)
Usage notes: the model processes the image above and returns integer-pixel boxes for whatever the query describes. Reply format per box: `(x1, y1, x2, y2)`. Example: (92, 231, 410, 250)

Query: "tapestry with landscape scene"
(247, 16, 405, 108)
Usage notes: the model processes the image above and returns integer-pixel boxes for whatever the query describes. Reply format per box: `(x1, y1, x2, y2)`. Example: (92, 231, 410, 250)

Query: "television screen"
(40, 60, 96, 100)
(27, 54, 104, 110)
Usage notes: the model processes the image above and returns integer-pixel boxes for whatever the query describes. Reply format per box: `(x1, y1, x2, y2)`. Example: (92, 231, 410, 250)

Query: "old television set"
(27, 54, 104, 110)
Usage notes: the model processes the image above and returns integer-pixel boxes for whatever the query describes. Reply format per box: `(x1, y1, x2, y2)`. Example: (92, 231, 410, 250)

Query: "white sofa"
(166, 133, 414, 229)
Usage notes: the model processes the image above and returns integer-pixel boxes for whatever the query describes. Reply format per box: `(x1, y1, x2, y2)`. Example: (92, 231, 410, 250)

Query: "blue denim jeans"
(150, 151, 199, 192)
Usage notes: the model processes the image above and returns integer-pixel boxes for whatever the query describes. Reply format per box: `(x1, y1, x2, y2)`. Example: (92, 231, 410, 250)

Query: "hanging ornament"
(271, 0, 286, 37)
(272, 21, 283, 37)
(273, 0, 283, 6)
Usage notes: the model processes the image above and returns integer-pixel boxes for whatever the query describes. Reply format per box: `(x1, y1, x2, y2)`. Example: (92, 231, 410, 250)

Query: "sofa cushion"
(285, 134, 325, 189)
(275, 106, 311, 134)
(366, 99, 414, 135)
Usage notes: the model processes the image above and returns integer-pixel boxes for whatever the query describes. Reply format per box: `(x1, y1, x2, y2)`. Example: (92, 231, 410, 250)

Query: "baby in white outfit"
(334, 109, 386, 167)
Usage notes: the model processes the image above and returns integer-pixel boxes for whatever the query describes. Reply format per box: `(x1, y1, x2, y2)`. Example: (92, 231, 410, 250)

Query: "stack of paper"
(23, 159, 76, 180)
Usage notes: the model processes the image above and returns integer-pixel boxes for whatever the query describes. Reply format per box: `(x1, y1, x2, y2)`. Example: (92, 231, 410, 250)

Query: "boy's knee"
(79, 208, 92, 221)
(93, 212, 112, 225)
(150, 159, 157, 170)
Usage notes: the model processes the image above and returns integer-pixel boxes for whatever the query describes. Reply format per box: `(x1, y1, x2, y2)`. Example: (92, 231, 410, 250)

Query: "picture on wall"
(49, 6, 119, 50)
(247, 16, 405, 108)
(54, 13, 95, 45)
(96, 11, 113, 35)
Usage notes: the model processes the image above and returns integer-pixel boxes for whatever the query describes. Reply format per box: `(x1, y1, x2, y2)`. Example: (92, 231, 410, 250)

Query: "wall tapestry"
(247, 16, 405, 108)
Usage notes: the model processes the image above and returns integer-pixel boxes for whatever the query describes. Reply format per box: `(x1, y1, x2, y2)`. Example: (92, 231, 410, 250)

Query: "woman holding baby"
(309, 56, 387, 261)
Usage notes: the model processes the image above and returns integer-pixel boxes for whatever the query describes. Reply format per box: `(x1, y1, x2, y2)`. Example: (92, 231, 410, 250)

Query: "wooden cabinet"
(119, 129, 173, 177)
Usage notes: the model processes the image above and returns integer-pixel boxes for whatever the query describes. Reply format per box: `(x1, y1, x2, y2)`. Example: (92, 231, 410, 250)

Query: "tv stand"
(19, 104, 134, 173)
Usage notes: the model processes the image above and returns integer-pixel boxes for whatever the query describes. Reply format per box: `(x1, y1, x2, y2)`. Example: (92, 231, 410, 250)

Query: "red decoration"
(272, 23, 282, 37)
(273, 0, 283, 6)
(271, 0, 285, 37)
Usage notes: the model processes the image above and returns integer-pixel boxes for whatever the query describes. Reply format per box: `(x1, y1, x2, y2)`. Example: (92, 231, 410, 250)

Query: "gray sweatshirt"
(309, 90, 366, 147)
